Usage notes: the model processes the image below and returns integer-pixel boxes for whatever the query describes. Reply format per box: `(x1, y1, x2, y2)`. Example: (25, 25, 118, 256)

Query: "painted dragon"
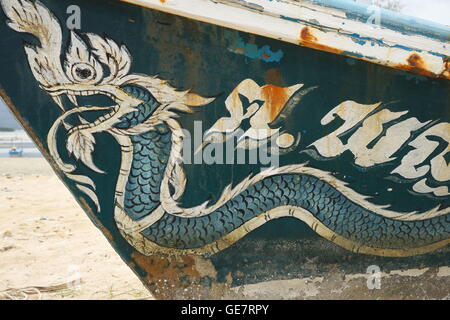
(2, 0, 449, 257)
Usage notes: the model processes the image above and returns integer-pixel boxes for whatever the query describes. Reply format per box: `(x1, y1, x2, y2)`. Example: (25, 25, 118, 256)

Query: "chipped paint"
(300, 26, 318, 43)
(304, 0, 449, 41)
(261, 84, 288, 121)
(224, 30, 283, 62)
(120, 0, 450, 80)
(441, 57, 450, 79)
(129, 252, 227, 299)
(396, 53, 437, 78)
(299, 26, 343, 55)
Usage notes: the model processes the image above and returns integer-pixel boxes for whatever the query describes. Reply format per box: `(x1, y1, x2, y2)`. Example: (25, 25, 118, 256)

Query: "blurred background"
(0, 99, 40, 158)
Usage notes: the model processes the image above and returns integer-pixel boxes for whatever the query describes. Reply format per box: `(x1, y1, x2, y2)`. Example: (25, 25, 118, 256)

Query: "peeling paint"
(396, 53, 436, 78)
(307, 0, 450, 40)
(441, 57, 450, 79)
(121, 0, 450, 80)
(129, 252, 230, 299)
(261, 84, 288, 121)
(299, 26, 343, 55)
(224, 30, 284, 62)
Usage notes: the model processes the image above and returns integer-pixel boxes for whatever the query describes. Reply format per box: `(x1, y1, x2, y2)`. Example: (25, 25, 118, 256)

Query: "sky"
(401, 0, 449, 25)
(0, 98, 20, 130)
(357, 0, 450, 25)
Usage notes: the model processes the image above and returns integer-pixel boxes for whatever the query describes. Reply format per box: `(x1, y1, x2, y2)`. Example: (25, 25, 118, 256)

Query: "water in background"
(0, 130, 42, 158)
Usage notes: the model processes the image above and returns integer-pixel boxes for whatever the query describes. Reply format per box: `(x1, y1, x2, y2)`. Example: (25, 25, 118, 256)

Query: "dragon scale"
(112, 85, 450, 256)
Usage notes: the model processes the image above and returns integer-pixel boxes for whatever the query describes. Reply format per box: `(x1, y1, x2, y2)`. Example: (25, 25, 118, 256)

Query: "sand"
(0, 158, 151, 300)
(0, 157, 448, 300)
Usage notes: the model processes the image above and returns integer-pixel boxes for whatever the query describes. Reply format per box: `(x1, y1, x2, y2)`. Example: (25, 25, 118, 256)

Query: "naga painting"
(0, 0, 449, 298)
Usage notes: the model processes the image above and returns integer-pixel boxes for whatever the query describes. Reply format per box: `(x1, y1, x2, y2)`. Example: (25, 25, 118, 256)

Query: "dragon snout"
(48, 88, 118, 110)
(45, 84, 141, 129)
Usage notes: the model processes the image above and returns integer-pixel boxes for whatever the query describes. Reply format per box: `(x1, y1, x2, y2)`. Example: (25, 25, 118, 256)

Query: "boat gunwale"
(119, 0, 450, 80)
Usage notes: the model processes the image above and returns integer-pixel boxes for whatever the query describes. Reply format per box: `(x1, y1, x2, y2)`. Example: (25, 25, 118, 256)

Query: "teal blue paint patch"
(351, 38, 366, 46)
(280, 15, 300, 23)
(259, 45, 284, 62)
(392, 44, 416, 52)
(224, 30, 284, 63)
(346, 33, 385, 47)
(428, 51, 447, 58)
(346, 58, 356, 66)
(343, 51, 364, 59)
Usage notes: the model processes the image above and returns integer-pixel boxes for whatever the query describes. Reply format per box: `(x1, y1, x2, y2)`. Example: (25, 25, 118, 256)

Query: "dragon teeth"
(52, 96, 64, 110)
(62, 121, 72, 130)
(78, 116, 89, 124)
(67, 94, 78, 106)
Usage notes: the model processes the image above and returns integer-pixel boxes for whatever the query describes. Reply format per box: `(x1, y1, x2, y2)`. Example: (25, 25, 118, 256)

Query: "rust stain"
(298, 27, 448, 80)
(98, 225, 114, 242)
(440, 56, 450, 79)
(262, 84, 288, 122)
(396, 53, 436, 78)
(407, 53, 432, 76)
(130, 252, 227, 299)
(299, 26, 343, 55)
(131, 252, 200, 298)
(261, 52, 270, 60)
(132, 252, 200, 280)
(265, 68, 283, 86)
(300, 26, 318, 42)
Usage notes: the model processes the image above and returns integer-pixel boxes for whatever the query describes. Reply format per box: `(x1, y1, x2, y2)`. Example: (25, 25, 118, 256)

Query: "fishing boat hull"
(0, 0, 449, 299)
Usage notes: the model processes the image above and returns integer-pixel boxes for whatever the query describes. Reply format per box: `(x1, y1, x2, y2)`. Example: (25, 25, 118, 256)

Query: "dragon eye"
(71, 63, 96, 82)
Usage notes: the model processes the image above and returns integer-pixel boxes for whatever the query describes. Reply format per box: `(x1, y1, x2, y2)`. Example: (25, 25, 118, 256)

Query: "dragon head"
(2, 0, 134, 110)
(2, 0, 213, 173)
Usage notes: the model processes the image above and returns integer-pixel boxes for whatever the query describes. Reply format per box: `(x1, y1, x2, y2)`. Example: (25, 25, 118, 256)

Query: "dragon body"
(111, 85, 450, 256)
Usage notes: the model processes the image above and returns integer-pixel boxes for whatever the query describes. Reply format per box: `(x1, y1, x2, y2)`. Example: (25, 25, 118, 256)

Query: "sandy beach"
(0, 157, 449, 300)
(0, 158, 151, 300)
